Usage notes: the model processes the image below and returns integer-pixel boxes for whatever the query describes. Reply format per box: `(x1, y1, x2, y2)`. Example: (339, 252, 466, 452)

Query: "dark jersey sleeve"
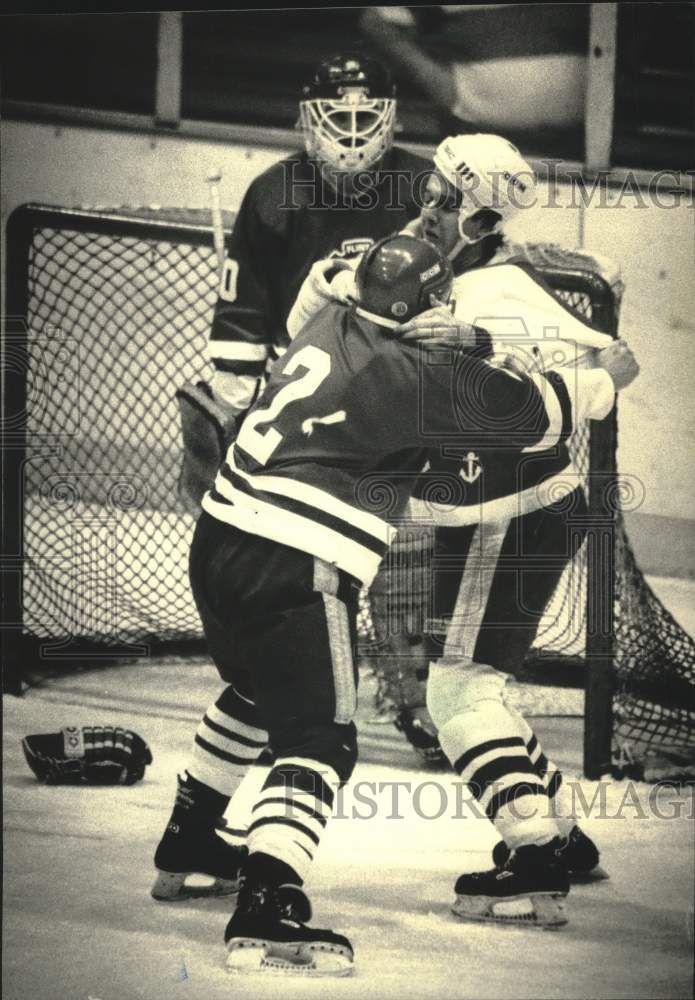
(208, 172, 288, 391)
(417, 349, 574, 453)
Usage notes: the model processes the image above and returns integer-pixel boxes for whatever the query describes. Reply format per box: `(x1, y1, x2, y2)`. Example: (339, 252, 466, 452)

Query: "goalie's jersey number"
(217, 237, 373, 304)
(237, 345, 332, 464)
(219, 257, 239, 302)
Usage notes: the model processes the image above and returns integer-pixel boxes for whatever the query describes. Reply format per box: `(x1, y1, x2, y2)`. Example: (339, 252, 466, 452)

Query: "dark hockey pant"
(426, 487, 588, 673)
(189, 511, 360, 781)
(424, 487, 588, 848)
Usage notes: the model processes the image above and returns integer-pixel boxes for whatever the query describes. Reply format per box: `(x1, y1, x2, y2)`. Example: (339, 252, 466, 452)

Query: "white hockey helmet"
(299, 53, 396, 174)
(432, 134, 536, 237)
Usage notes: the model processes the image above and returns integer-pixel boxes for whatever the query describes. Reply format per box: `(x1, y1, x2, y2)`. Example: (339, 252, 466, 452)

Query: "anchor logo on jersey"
(459, 452, 482, 484)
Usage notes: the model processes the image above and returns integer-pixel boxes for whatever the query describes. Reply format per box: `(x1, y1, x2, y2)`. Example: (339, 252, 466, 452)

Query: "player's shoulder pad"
(387, 145, 432, 174)
(242, 150, 308, 228)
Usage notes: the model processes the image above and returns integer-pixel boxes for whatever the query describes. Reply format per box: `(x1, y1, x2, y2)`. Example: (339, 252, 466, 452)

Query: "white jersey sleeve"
(451, 262, 614, 374)
(286, 259, 359, 340)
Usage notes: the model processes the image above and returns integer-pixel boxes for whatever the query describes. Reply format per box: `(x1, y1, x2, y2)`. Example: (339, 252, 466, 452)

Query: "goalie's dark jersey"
(209, 147, 430, 380)
(202, 302, 574, 586)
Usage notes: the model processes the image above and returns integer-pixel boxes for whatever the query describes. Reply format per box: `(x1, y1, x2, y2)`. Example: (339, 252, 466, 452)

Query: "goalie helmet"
(354, 234, 453, 326)
(432, 134, 536, 238)
(299, 53, 396, 173)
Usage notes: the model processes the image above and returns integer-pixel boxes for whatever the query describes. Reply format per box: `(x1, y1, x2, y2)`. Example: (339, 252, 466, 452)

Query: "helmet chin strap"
(446, 237, 470, 261)
(354, 305, 401, 330)
(446, 216, 480, 260)
(447, 213, 501, 261)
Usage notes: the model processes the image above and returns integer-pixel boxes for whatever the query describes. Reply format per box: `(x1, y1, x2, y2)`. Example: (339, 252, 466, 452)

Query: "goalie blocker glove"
(22, 726, 152, 785)
(176, 380, 239, 515)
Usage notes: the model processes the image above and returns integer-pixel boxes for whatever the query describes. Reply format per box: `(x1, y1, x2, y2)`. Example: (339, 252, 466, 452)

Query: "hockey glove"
(176, 380, 238, 515)
(22, 725, 153, 785)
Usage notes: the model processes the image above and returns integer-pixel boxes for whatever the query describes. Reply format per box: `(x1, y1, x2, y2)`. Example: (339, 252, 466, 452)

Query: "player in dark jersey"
(208, 51, 431, 419)
(153, 234, 599, 972)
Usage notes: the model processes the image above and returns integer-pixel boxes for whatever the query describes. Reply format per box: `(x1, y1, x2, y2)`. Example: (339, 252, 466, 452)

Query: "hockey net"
(3, 204, 694, 780)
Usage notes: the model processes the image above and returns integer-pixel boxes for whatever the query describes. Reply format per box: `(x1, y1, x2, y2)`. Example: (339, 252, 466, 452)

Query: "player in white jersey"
(152, 234, 631, 969)
(286, 134, 640, 918)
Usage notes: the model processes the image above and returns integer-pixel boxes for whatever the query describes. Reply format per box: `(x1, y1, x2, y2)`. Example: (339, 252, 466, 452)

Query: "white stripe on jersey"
(522, 372, 566, 453)
(208, 340, 269, 362)
(202, 487, 384, 586)
(228, 451, 394, 545)
(409, 467, 581, 528)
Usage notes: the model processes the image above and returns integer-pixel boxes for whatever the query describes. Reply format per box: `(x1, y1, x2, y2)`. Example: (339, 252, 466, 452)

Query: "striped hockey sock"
(439, 704, 561, 850)
(188, 684, 268, 798)
(506, 705, 576, 839)
(246, 757, 338, 884)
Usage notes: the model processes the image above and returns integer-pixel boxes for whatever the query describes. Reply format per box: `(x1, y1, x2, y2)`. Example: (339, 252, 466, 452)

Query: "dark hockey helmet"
(354, 234, 453, 325)
(299, 52, 396, 172)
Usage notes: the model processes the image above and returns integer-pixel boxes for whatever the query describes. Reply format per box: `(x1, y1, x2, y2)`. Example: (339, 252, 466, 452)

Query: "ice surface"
(3, 656, 694, 1000)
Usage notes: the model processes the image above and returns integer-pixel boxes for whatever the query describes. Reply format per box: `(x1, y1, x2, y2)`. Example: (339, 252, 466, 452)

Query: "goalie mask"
(299, 53, 396, 175)
(354, 234, 453, 327)
(432, 134, 536, 252)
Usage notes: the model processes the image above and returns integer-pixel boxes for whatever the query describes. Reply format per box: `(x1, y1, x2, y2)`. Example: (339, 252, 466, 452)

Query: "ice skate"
(152, 818, 247, 901)
(225, 882, 354, 977)
(492, 824, 608, 882)
(453, 837, 570, 929)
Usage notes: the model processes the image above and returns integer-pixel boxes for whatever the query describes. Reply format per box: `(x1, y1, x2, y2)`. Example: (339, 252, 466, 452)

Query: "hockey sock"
(506, 705, 576, 839)
(246, 757, 338, 884)
(439, 704, 561, 850)
(188, 684, 269, 798)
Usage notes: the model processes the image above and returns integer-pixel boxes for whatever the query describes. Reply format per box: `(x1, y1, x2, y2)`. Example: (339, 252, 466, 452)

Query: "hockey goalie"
(175, 52, 430, 516)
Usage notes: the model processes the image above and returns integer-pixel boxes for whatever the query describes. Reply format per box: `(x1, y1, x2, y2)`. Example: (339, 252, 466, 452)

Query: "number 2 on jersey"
(237, 345, 331, 465)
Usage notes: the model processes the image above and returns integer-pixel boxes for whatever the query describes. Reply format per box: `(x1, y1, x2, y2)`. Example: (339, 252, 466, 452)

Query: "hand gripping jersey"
(203, 302, 590, 585)
(413, 240, 616, 523)
(287, 233, 618, 525)
(208, 147, 430, 412)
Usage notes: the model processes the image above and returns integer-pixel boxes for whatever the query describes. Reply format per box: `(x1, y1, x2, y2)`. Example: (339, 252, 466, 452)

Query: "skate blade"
(452, 891, 568, 929)
(151, 869, 241, 902)
(226, 938, 354, 977)
(570, 865, 610, 884)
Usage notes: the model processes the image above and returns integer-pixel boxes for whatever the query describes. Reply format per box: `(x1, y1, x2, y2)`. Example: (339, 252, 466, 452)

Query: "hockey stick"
(206, 167, 226, 282)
